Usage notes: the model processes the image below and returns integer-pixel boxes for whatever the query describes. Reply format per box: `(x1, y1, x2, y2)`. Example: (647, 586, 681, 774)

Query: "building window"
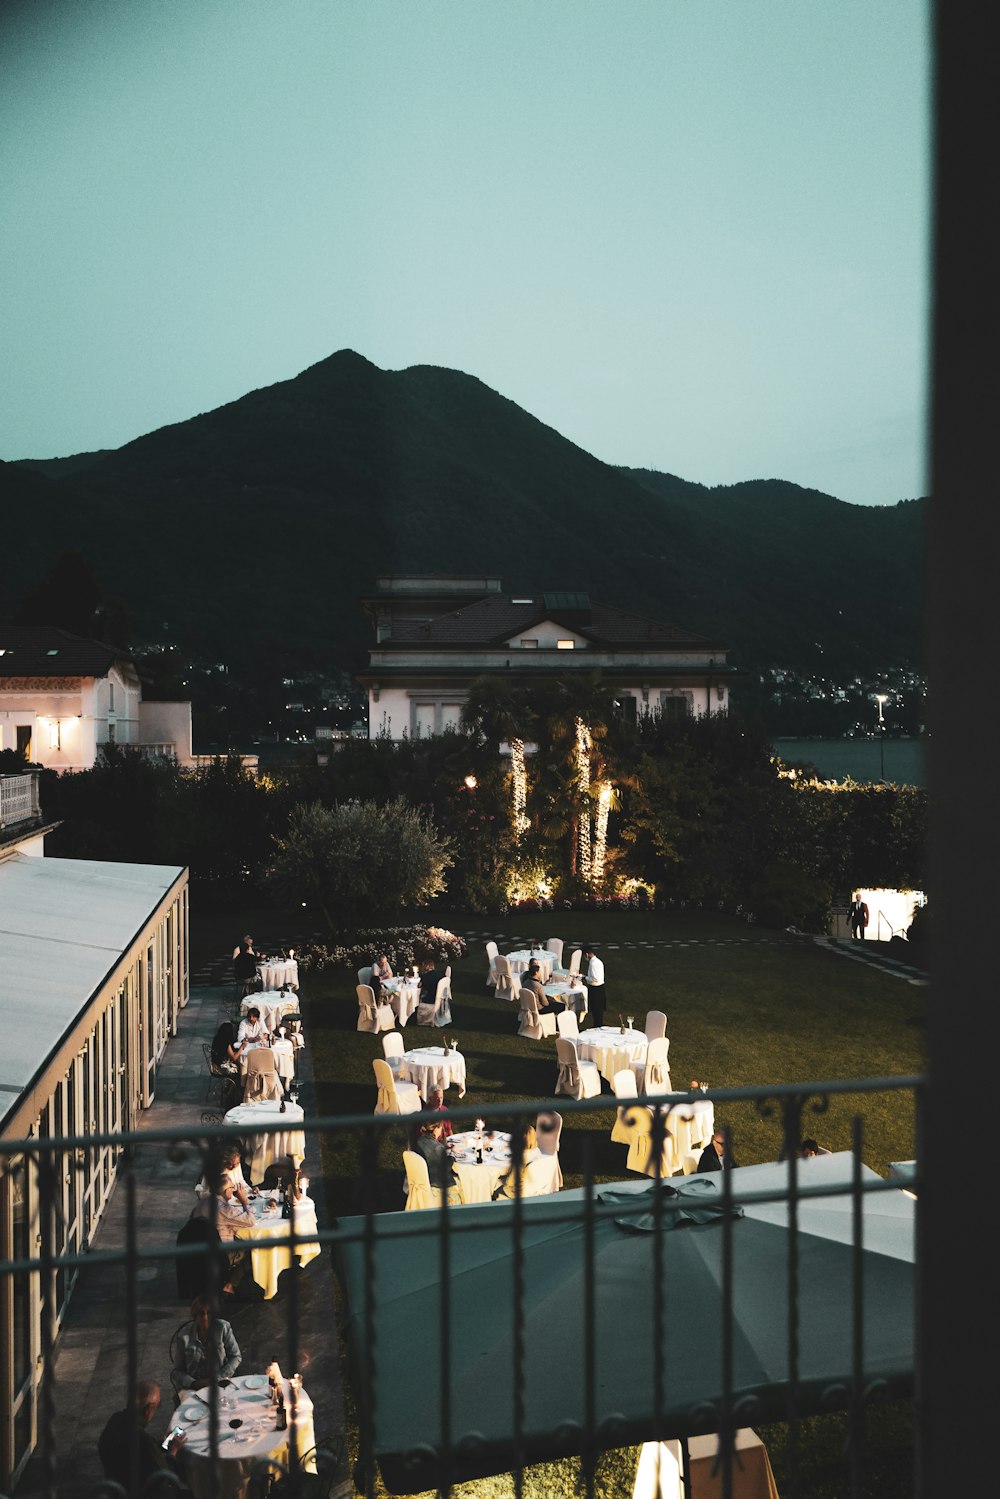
(660, 692, 693, 720)
(557, 639, 575, 650)
(108, 682, 115, 712)
(107, 723, 116, 744)
(520, 639, 539, 649)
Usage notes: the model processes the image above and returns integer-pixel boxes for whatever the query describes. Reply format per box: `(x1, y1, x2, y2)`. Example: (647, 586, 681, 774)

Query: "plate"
(243, 1375, 268, 1390)
(180, 1404, 204, 1422)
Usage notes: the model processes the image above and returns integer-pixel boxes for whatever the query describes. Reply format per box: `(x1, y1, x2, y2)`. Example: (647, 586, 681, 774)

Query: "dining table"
(238, 1036, 298, 1085)
(446, 1130, 560, 1204)
(543, 979, 587, 1014)
(399, 1045, 466, 1101)
(505, 949, 557, 982)
(577, 1026, 648, 1086)
(223, 1099, 306, 1184)
(174, 1372, 316, 1499)
(664, 1098, 715, 1157)
(232, 1190, 321, 1300)
(241, 990, 299, 1032)
(256, 957, 299, 991)
(380, 976, 420, 1026)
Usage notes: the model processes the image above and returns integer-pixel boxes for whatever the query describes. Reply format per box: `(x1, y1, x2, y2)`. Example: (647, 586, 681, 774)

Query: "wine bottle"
(276, 1389, 287, 1430)
(281, 1186, 291, 1220)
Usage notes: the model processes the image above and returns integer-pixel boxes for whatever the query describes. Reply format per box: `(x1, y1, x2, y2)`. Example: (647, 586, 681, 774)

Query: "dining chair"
(270, 1435, 346, 1499)
(244, 1050, 284, 1103)
(632, 1035, 672, 1096)
(402, 1149, 461, 1209)
(535, 1110, 564, 1190)
(545, 937, 564, 964)
(356, 983, 394, 1034)
(518, 989, 556, 1041)
(611, 1068, 647, 1146)
(357, 965, 373, 988)
(644, 1010, 668, 1042)
(382, 1031, 406, 1076)
(168, 1322, 192, 1405)
(373, 1058, 421, 1116)
(555, 1009, 579, 1040)
(416, 977, 453, 1028)
(492, 953, 519, 1000)
(625, 1106, 678, 1179)
(554, 1037, 601, 1100)
(485, 940, 500, 990)
(565, 948, 583, 978)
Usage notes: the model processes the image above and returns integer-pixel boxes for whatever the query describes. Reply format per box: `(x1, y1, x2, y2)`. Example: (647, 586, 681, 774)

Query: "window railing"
(0, 772, 41, 830)
(0, 1076, 922, 1499)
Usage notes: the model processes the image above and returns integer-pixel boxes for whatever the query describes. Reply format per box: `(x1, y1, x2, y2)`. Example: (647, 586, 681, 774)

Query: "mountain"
(2, 351, 926, 682)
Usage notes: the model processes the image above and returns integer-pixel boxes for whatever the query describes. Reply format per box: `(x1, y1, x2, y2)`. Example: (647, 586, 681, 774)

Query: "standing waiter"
(580, 943, 606, 1027)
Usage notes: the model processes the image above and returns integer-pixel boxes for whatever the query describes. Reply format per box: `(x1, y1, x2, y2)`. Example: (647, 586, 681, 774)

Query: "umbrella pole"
(680, 1435, 693, 1499)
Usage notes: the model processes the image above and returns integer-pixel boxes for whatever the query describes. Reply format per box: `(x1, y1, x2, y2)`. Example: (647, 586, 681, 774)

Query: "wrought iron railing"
(0, 1076, 922, 1499)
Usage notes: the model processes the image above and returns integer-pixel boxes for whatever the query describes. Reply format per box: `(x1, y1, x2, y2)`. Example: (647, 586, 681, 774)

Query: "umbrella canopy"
(332, 1153, 915, 1494)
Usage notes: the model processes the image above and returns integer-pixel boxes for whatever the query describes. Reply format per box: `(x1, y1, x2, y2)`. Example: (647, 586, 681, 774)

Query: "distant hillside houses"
(358, 575, 738, 740)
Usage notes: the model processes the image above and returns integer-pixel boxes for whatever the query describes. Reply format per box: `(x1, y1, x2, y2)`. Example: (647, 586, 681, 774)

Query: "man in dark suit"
(418, 958, 444, 1005)
(849, 893, 869, 942)
(98, 1381, 186, 1493)
(697, 1129, 738, 1173)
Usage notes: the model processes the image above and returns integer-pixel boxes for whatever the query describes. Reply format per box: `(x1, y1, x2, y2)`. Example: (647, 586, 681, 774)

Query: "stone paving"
(15, 978, 350, 1498)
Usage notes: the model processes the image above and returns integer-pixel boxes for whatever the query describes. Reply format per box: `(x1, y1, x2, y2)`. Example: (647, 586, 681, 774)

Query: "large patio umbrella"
(332, 1153, 915, 1494)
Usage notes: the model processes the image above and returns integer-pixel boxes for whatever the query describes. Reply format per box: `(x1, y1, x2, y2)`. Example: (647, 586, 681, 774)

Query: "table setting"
(232, 1188, 321, 1300)
(241, 991, 299, 1032)
(222, 1099, 306, 1184)
(577, 1025, 648, 1085)
(447, 1127, 513, 1204)
(505, 948, 557, 982)
(543, 978, 587, 1014)
(174, 1370, 316, 1499)
(399, 1043, 466, 1101)
(256, 957, 299, 991)
(380, 975, 420, 1026)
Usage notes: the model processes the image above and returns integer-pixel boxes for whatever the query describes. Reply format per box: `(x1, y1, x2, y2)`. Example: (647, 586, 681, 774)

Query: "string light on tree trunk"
(510, 737, 529, 837)
(592, 780, 614, 885)
(575, 718, 592, 881)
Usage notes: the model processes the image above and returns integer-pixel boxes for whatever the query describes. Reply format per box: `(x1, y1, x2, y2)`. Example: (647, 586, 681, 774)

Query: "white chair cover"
(402, 1149, 444, 1210)
(493, 953, 519, 1000)
(357, 965, 373, 987)
(382, 1031, 406, 1076)
(625, 1106, 678, 1178)
(555, 1009, 579, 1040)
(682, 1151, 700, 1176)
(518, 990, 556, 1040)
(644, 1010, 668, 1042)
(566, 948, 583, 978)
(357, 983, 394, 1034)
(555, 1037, 601, 1100)
(485, 941, 499, 989)
(633, 1035, 671, 1095)
(611, 1068, 646, 1145)
(545, 937, 564, 963)
(416, 976, 453, 1028)
(373, 1058, 421, 1116)
(664, 1105, 697, 1159)
(535, 1110, 564, 1191)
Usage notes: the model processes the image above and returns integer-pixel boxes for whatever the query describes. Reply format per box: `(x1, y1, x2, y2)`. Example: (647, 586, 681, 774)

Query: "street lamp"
(875, 694, 888, 781)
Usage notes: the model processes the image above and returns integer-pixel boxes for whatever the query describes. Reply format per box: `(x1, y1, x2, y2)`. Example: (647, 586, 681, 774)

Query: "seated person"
(210, 1021, 240, 1074)
(374, 952, 394, 982)
(425, 1086, 453, 1139)
(99, 1380, 186, 1491)
(521, 959, 565, 1014)
(414, 1119, 458, 1192)
(233, 939, 259, 995)
(366, 958, 383, 1003)
(172, 1295, 242, 1390)
(196, 1146, 250, 1203)
(190, 1180, 257, 1295)
(418, 958, 445, 1005)
(236, 1007, 269, 1049)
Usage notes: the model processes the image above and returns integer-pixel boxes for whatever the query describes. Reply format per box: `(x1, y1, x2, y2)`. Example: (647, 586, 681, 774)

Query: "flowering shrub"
(298, 924, 467, 974)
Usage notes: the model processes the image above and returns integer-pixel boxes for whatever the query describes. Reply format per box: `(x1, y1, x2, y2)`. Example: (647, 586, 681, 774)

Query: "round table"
(223, 1100, 306, 1184)
(664, 1099, 715, 1156)
(544, 979, 587, 1014)
(577, 1027, 648, 1085)
(399, 1046, 466, 1101)
(241, 992, 299, 1031)
(175, 1373, 316, 1499)
(447, 1130, 513, 1204)
(256, 958, 299, 991)
(233, 1192, 321, 1300)
(381, 977, 420, 1026)
(506, 949, 557, 981)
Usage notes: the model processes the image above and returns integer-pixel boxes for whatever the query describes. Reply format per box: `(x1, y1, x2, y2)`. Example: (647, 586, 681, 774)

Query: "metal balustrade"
(0, 773, 41, 831)
(0, 1077, 923, 1499)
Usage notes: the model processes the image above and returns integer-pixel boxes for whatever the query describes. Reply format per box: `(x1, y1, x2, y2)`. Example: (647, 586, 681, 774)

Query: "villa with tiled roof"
(358, 576, 738, 739)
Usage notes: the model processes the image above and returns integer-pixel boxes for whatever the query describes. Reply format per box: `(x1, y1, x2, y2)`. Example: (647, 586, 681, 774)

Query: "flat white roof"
(0, 854, 185, 1129)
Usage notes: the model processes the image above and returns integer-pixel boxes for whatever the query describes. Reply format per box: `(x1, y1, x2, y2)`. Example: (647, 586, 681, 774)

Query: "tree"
(266, 798, 454, 931)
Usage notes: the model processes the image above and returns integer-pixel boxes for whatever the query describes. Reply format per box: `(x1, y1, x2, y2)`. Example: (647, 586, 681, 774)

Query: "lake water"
(770, 738, 926, 787)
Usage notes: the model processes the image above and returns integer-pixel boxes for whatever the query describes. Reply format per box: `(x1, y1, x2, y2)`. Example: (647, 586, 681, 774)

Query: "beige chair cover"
(485, 941, 500, 989)
(373, 1057, 421, 1116)
(665, 1105, 697, 1159)
(518, 990, 557, 1040)
(555, 1009, 579, 1040)
(535, 1110, 564, 1190)
(402, 1149, 443, 1210)
(633, 1035, 672, 1095)
(357, 983, 394, 1034)
(555, 1037, 602, 1100)
(416, 976, 453, 1028)
(244, 1068, 284, 1104)
(682, 1151, 700, 1175)
(566, 948, 582, 978)
(357, 965, 373, 987)
(382, 1031, 406, 1075)
(545, 937, 564, 962)
(493, 953, 519, 1000)
(611, 1068, 646, 1146)
(625, 1106, 678, 1178)
(644, 1010, 668, 1042)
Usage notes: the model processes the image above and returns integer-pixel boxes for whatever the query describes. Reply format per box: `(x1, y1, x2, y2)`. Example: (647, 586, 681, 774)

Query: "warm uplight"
(464, 774, 478, 790)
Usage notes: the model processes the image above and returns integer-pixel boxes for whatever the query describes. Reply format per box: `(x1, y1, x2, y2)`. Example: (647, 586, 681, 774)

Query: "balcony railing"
(0, 1077, 922, 1499)
(0, 772, 42, 832)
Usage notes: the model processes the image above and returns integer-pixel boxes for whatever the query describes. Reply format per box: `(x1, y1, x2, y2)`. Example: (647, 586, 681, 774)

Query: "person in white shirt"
(581, 944, 606, 1026)
(236, 1007, 270, 1049)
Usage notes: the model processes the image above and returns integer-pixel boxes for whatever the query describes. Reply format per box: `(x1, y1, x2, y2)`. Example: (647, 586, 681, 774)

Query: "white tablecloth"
(578, 1027, 648, 1084)
(223, 1100, 306, 1183)
(234, 1192, 321, 1300)
(400, 1046, 467, 1101)
(506, 949, 556, 981)
(241, 992, 299, 1031)
(544, 980, 587, 1014)
(664, 1099, 715, 1156)
(256, 959, 299, 991)
(381, 977, 420, 1026)
(176, 1374, 315, 1499)
(446, 1131, 560, 1204)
